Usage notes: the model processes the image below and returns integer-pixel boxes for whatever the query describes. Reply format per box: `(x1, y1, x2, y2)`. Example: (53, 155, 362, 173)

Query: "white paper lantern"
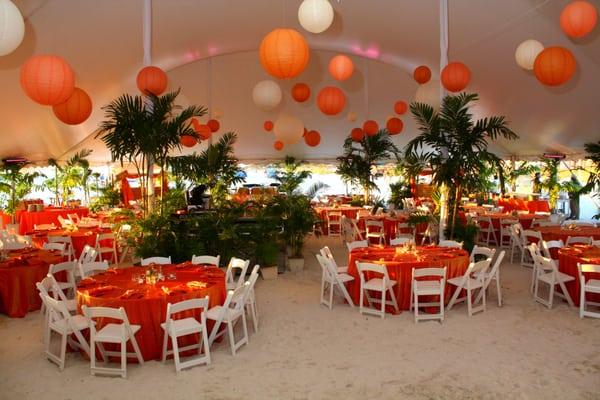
(414, 79, 441, 110)
(0, 0, 25, 56)
(252, 80, 282, 111)
(274, 113, 304, 145)
(298, 0, 334, 34)
(346, 111, 357, 122)
(515, 39, 544, 71)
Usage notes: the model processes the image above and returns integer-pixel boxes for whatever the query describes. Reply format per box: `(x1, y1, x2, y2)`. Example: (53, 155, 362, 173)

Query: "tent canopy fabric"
(1, 0, 599, 164)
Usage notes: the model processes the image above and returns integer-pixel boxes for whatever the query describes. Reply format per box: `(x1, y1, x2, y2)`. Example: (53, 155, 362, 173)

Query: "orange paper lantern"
(274, 140, 284, 151)
(317, 86, 346, 116)
(180, 135, 197, 148)
(207, 119, 220, 132)
(533, 46, 577, 86)
(292, 83, 311, 102)
(20, 55, 75, 106)
(386, 117, 404, 135)
(413, 65, 431, 84)
(394, 100, 408, 115)
(196, 124, 212, 140)
(363, 120, 379, 136)
(264, 120, 274, 131)
(328, 54, 354, 81)
(441, 62, 471, 92)
(560, 1, 598, 38)
(259, 28, 310, 79)
(304, 130, 321, 147)
(52, 87, 92, 125)
(351, 127, 364, 142)
(136, 66, 168, 96)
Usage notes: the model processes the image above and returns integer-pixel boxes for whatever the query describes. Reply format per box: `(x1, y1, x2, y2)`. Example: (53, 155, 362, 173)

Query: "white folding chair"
(527, 243, 544, 293)
(350, 216, 366, 241)
(48, 235, 75, 262)
(470, 245, 496, 263)
(396, 222, 415, 239)
(140, 256, 172, 266)
(566, 236, 593, 246)
(438, 240, 463, 249)
(320, 246, 347, 273)
(57, 215, 73, 228)
(532, 254, 574, 309)
(475, 216, 498, 246)
(206, 284, 249, 355)
(78, 244, 98, 265)
(39, 294, 90, 371)
(81, 305, 144, 378)
(410, 267, 446, 323)
(95, 232, 118, 265)
(475, 250, 506, 307)
(244, 265, 260, 333)
(79, 260, 109, 279)
(365, 220, 385, 245)
(577, 263, 600, 319)
(346, 239, 368, 252)
(43, 242, 66, 254)
(499, 218, 518, 248)
(225, 257, 250, 291)
(67, 213, 81, 224)
(316, 254, 354, 310)
(390, 236, 411, 246)
(509, 223, 524, 264)
(592, 240, 600, 247)
(326, 210, 342, 237)
(117, 224, 134, 264)
(191, 255, 221, 266)
(356, 262, 399, 318)
(447, 258, 492, 316)
(520, 229, 542, 267)
(420, 222, 437, 245)
(48, 261, 77, 297)
(540, 240, 564, 259)
(161, 297, 211, 372)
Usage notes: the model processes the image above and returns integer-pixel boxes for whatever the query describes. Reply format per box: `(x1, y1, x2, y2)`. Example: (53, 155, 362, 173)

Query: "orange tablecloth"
(76, 263, 226, 361)
(0, 248, 63, 317)
(18, 207, 89, 235)
(347, 245, 470, 313)
(558, 246, 600, 306)
(357, 214, 416, 243)
(314, 206, 363, 235)
(526, 200, 550, 213)
(534, 226, 600, 242)
(32, 227, 111, 258)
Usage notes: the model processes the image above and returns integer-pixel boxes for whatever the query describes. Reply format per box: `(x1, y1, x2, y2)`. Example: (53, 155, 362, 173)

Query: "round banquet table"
(534, 226, 600, 243)
(314, 206, 363, 235)
(17, 207, 89, 235)
(357, 214, 411, 244)
(558, 245, 600, 307)
(32, 227, 112, 259)
(0, 248, 63, 317)
(76, 263, 226, 361)
(484, 213, 547, 232)
(347, 245, 470, 313)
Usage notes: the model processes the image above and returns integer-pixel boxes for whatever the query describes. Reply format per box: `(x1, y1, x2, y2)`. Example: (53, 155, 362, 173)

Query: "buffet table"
(76, 263, 226, 361)
(558, 245, 600, 307)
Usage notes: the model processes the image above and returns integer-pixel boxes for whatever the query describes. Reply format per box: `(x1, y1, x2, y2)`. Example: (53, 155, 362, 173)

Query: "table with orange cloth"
(347, 245, 470, 313)
(32, 227, 111, 258)
(314, 206, 363, 235)
(17, 207, 89, 235)
(483, 213, 547, 234)
(534, 226, 600, 242)
(558, 245, 600, 306)
(357, 214, 414, 243)
(76, 263, 226, 361)
(0, 248, 63, 317)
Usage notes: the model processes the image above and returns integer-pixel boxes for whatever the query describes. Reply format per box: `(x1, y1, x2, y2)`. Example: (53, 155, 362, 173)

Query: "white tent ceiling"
(1, 0, 599, 165)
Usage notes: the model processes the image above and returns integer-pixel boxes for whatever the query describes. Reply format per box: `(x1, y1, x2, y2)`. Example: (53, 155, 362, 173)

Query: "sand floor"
(0, 236, 599, 400)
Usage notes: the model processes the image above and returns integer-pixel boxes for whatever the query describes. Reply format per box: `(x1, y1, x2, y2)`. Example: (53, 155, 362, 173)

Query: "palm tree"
(336, 130, 399, 203)
(272, 156, 311, 195)
(406, 93, 518, 237)
(97, 89, 206, 214)
(0, 162, 44, 223)
(47, 149, 92, 206)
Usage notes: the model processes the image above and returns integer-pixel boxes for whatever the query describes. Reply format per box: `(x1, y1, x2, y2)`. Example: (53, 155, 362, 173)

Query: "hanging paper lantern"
(207, 119, 220, 132)
(20, 55, 75, 106)
(329, 55, 354, 81)
(363, 120, 379, 136)
(441, 62, 471, 92)
(212, 108, 223, 119)
(533, 46, 576, 86)
(274, 113, 304, 145)
(180, 135, 197, 148)
(317, 86, 346, 116)
(304, 130, 321, 147)
(347, 111, 357, 122)
(413, 66, 431, 84)
(292, 83, 311, 102)
(0, 0, 25, 56)
(192, 118, 212, 140)
(351, 127, 364, 142)
(52, 87, 92, 125)
(560, 1, 598, 38)
(252, 80, 282, 111)
(298, 0, 334, 34)
(386, 118, 403, 135)
(136, 66, 168, 96)
(264, 120, 274, 131)
(515, 39, 545, 71)
(259, 28, 310, 79)
(274, 140, 284, 151)
(394, 100, 408, 115)
(415, 79, 441, 110)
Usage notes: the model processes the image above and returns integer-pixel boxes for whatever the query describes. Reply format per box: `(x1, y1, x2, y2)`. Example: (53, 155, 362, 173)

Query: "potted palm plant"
(0, 161, 43, 224)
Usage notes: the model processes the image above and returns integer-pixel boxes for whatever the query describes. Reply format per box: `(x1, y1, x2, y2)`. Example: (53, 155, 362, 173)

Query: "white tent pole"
(143, 0, 152, 66)
(438, 0, 449, 241)
(207, 58, 213, 145)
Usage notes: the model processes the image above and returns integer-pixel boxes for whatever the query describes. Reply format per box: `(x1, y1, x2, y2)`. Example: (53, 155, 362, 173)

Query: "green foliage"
(271, 156, 311, 195)
(264, 194, 316, 257)
(444, 219, 479, 253)
(0, 162, 44, 219)
(46, 149, 92, 205)
(89, 183, 121, 212)
(539, 158, 560, 211)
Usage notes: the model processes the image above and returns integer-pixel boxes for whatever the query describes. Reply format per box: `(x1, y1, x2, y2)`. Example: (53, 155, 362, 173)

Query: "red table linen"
(535, 226, 600, 243)
(558, 246, 600, 306)
(18, 207, 89, 235)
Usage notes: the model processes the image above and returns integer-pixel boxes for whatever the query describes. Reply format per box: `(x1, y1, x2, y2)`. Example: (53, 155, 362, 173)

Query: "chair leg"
(380, 289, 386, 319)
(558, 281, 574, 307)
(467, 288, 473, 316)
(496, 275, 502, 307)
(172, 335, 181, 372)
(329, 281, 334, 310)
(414, 292, 419, 323)
(59, 332, 67, 371)
(130, 334, 144, 364)
(389, 287, 399, 313)
(548, 283, 555, 309)
(202, 328, 211, 365)
(580, 287, 585, 318)
(121, 340, 127, 378)
(161, 331, 169, 363)
(227, 319, 236, 355)
(447, 286, 461, 311)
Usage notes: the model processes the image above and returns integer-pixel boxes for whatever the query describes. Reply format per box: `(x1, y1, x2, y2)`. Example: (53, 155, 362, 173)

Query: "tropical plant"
(0, 162, 44, 222)
(337, 130, 398, 203)
(97, 89, 206, 214)
(168, 132, 245, 207)
(46, 149, 92, 205)
(539, 158, 561, 211)
(265, 194, 316, 258)
(405, 92, 518, 238)
(498, 160, 539, 195)
(89, 182, 121, 212)
(271, 156, 311, 195)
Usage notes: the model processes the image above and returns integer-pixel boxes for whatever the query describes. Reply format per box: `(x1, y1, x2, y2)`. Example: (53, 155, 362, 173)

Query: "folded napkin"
(120, 289, 145, 300)
(88, 285, 117, 297)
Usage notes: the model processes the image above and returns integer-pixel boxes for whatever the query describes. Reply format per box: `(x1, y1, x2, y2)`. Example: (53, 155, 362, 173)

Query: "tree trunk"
(450, 183, 461, 239)
(146, 154, 155, 215)
(496, 160, 506, 197)
(438, 184, 448, 242)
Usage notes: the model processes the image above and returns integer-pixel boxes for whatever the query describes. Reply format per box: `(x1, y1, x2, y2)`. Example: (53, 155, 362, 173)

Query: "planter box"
(260, 266, 278, 280)
(288, 257, 305, 273)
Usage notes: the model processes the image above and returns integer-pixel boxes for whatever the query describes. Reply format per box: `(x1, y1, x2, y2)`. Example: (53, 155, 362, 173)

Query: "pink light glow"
(350, 44, 380, 59)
